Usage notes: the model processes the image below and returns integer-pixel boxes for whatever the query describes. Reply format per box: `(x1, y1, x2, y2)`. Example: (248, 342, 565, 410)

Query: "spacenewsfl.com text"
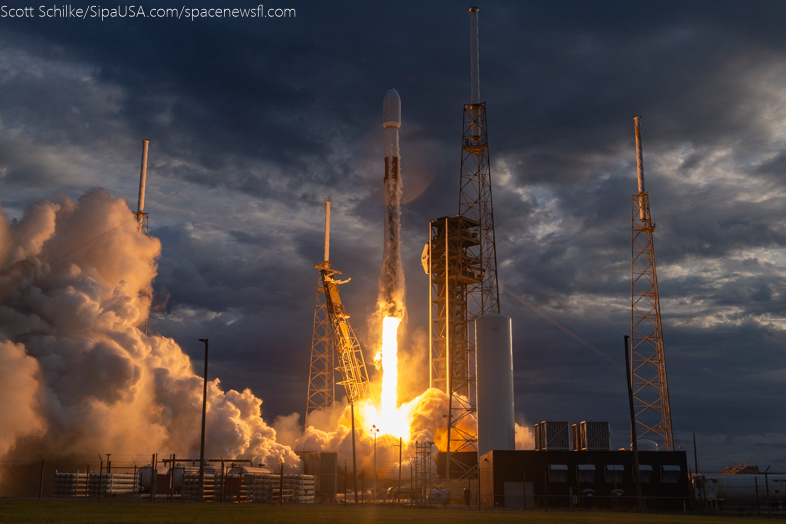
(1, 5, 296, 21)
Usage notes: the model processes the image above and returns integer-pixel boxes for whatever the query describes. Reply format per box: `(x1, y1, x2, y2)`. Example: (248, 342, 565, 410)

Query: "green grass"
(0, 501, 770, 524)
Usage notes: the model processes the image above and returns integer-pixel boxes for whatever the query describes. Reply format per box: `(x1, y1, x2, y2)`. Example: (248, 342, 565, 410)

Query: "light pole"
(371, 425, 379, 501)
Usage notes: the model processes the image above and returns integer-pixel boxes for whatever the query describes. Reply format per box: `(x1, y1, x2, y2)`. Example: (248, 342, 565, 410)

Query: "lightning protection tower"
(427, 6, 500, 480)
(630, 116, 674, 451)
(134, 139, 151, 335)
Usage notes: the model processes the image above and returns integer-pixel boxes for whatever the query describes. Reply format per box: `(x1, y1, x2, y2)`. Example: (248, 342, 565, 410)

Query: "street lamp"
(371, 425, 379, 501)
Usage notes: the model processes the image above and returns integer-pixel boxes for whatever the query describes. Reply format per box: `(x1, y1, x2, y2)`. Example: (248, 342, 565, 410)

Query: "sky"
(1, 0, 785, 473)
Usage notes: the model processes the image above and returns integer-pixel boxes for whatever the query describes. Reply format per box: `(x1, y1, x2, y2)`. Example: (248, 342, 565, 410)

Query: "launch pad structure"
(428, 6, 501, 480)
(630, 117, 674, 451)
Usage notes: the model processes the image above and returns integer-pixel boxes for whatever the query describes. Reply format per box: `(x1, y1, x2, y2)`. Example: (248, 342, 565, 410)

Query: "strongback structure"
(630, 117, 674, 451)
(306, 202, 370, 425)
(428, 6, 500, 479)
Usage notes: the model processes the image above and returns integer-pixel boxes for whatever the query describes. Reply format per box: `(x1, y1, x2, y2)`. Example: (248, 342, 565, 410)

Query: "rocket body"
(380, 88, 404, 318)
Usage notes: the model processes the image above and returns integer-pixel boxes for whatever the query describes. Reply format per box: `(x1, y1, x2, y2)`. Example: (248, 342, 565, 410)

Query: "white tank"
(382, 88, 401, 129)
(637, 439, 659, 452)
(476, 314, 515, 457)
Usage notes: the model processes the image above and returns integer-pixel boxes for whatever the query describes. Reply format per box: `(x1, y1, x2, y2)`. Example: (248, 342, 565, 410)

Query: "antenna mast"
(631, 116, 674, 451)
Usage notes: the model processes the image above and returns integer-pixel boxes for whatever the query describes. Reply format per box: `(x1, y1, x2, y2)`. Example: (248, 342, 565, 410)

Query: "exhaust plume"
(0, 190, 298, 466)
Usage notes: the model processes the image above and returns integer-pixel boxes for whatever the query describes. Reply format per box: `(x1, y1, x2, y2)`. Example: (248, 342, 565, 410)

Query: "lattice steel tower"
(428, 6, 500, 479)
(306, 271, 335, 424)
(630, 116, 674, 451)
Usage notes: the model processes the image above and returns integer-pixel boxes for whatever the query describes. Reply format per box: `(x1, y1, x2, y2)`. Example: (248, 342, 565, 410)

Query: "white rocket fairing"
(380, 88, 404, 318)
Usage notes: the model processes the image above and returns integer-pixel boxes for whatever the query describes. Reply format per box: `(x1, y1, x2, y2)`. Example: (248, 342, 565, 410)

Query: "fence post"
(38, 456, 44, 500)
(765, 466, 771, 519)
(755, 476, 760, 516)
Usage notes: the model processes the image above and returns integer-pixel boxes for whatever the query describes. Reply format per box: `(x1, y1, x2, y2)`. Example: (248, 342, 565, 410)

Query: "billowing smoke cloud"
(515, 422, 535, 450)
(0, 191, 298, 466)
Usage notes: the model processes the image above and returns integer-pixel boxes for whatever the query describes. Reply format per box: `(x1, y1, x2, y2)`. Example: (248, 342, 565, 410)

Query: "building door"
(525, 482, 535, 508)
(503, 482, 524, 509)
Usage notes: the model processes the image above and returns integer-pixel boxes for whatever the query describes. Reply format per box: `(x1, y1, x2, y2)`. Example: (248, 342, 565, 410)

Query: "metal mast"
(133, 139, 150, 237)
(134, 139, 151, 336)
(630, 116, 674, 451)
(427, 6, 500, 480)
(306, 201, 336, 425)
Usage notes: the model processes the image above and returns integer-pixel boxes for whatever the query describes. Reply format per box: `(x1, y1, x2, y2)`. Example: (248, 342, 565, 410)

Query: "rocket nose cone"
(383, 88, 401, 129)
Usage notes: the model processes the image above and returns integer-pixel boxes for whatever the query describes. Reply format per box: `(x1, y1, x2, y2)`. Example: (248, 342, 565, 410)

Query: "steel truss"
(319, 262, 369, 405)
(459, 102, 500, 316)
(305, 270, 335, 426)
(427, 102, 500, 480)
(631, 193, 674, 451)
(133, 211, 149, 237)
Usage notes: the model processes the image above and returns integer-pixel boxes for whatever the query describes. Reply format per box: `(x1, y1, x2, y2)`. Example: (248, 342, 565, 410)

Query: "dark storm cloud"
(1, 0, 785, 470)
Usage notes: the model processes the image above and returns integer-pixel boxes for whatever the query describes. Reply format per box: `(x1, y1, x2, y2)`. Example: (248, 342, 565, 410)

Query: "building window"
(549, 465, 568, 483)
(661, 465, 681, 484)
(577, 464, 595, 484)
(605, 465, 624, 483)
(638, 465, 653, 483)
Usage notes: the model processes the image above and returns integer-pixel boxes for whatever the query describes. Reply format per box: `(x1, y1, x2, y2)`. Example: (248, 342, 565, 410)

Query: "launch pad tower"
(428, 6, 500, 479)
(630, 117, 674, 451)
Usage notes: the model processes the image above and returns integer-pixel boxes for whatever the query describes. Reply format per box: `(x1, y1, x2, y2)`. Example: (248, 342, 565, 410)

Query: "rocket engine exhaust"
(380, 88, 404, 319)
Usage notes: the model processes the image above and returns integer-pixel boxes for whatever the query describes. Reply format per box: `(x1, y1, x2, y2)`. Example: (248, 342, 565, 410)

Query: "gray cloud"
(0, 0, 785, 472)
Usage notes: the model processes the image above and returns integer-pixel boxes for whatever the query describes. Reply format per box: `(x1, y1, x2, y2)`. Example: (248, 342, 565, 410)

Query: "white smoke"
(0, 190, 298, 466)
(515, 422, 535, 450)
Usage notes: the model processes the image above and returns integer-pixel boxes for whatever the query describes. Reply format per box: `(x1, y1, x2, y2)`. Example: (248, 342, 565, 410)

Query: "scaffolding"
(412, 441, 434, 502)
(428, 216, 482, 473)
(630, 116, 674, 451)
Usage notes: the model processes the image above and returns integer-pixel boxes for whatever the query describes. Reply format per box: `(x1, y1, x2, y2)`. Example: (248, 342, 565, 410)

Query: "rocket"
(380, 88, 404, 318)
(383, 88, 401, 183)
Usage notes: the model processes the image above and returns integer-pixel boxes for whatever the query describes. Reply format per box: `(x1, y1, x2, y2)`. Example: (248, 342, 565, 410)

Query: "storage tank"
(476, 314, 515, 456)
(637, 439, 659, 452)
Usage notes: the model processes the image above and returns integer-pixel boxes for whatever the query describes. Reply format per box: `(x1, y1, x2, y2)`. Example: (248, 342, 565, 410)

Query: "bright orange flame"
(366, 316, 410, 440)
(379, 316, 401, 414)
